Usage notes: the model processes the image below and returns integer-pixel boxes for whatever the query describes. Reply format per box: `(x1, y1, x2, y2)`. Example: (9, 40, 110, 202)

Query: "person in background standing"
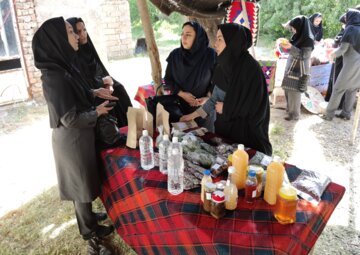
(280, 16, 314, 121)
(322, 9, 360, 121)
(309, 13, 323, 44)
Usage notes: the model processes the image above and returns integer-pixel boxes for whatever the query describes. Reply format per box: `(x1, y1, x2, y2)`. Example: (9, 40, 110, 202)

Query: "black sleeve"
(164, 53, 180, 95)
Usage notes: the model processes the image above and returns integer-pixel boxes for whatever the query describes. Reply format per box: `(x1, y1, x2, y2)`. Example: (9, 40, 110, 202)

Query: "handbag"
(281, 52, 310, 93)
(96, 114, 122, 146)
(145, 83, 184, 124)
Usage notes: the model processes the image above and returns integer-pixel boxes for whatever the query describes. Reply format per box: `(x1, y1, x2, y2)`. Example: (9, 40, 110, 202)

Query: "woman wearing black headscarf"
(181, 23, 272, 155)
(323, 9, 360, 121)
(281, 16, 314, 121)
(165, 21, 216, 131)
(67, 17, 132, 128)
(309, 13, 323, 43)
(32, 17, 114, 245)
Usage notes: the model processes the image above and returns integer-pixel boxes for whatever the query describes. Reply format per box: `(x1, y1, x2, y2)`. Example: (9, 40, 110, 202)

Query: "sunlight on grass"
(41, 223, 55, 235)
(49, 218, 77, 239)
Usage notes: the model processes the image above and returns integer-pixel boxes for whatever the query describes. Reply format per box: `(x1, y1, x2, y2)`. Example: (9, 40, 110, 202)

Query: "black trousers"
(73, 201, 97, 236)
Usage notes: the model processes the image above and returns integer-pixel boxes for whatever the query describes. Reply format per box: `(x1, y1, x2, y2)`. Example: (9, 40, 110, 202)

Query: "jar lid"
(211, 191, 225, 202)
(205, 182, 216, 190)
(228, 154, 233, 163)
(279, 186, 298, 200)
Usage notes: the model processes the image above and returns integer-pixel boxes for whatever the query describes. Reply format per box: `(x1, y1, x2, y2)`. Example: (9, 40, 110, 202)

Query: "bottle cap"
(211, 191, 225, 203)
(142, 130, 148, 136)
(204, 169, 211, 176)
(163, 134, 169, 141)
(248, 170, 256, 177)
(172, 137, 178, 143)
(238, 144, 244, 150)
(279, 186, 298, 200)
(228, 166, 235, 174)
(273, 155, 282, 163)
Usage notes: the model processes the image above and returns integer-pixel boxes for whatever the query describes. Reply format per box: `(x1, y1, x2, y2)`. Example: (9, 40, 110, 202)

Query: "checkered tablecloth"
(100, 146, 345, 255)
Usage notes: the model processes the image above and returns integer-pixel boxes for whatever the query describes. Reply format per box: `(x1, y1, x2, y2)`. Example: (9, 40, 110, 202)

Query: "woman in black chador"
(32, 17, 115, 249)
(182, 23, 272, 155)
(165, 21, 217, 131)
(309, 13, 323, 43)
(67, 17, 132, 128)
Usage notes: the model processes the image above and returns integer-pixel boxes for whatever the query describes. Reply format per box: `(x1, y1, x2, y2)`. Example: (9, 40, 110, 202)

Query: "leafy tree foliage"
(259, 0, 360, 41)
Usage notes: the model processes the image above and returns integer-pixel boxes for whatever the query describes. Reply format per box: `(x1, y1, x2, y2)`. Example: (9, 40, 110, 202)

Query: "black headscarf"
(215, 23, 272, 154)
(341, 9, 360, 54)
(67, 17, 109, 88)
(32, 17, 93, 128)
(165, 21, 216, 97)
(309, 13, 323, 42)
(212, 23, 252, 92)
(289, 16, 315, 49)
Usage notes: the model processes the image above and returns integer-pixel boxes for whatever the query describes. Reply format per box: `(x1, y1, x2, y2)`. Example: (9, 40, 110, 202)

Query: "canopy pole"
(240, 0, 256, 58)
(136, 0, 162, 95)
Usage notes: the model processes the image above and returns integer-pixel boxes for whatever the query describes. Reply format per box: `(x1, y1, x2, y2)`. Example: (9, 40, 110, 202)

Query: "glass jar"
(210, 191, 226, 219)
(274, 186, 298, 224)
(203, 182, 216, 212)
(215, 180, 226, 192)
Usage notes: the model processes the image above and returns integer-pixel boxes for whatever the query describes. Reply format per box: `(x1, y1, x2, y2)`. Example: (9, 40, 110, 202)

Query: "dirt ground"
(0, 55, 359, 254)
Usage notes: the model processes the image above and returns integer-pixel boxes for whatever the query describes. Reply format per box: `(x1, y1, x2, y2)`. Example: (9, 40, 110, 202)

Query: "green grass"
(0, 186, 136, 254)
(269, 121, 291, 160)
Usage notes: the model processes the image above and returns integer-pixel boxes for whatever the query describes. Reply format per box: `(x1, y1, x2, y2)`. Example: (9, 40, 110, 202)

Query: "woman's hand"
(215, 102, 223, 114)
(196, 97, 209, 106)
(180, 111, 200, 122)
(93, 87, 118, 101)
(96, 100, 114, 116)
(102, 76, 114, 86)
(178, 91, 198, 107)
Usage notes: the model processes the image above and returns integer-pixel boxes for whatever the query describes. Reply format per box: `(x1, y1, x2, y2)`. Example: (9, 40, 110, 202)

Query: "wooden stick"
(351, 92, 360, 145)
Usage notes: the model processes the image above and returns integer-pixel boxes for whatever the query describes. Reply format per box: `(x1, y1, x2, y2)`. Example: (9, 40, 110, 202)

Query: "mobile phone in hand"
(105, 101, 116, 107)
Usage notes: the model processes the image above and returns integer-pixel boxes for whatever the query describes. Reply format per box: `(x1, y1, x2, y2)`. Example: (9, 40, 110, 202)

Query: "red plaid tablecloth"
(100, 147, 345, 255)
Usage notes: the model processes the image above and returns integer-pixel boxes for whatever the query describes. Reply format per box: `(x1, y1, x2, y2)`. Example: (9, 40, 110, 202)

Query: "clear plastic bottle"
(224, 166, 238, 210)
(159, 134, 171, 175)
(201, 170, 212, 202)
(139, 130, 154, 170)
(232, 144, 249, 189)
(264, 156, 285, 205)
(245, 170, 257, 203)
(167, 137, 184, 195)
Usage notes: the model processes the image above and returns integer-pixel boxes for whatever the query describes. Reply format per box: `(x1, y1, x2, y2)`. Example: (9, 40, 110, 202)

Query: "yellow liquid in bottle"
(224, 182, 238, 210)
(201, 175, 212, 202)
(232, 145, 249, 189)
(264, 158, 285, 205)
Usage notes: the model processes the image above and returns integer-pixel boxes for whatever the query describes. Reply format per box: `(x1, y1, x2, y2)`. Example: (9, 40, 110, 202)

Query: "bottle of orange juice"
(232, 144, 249, 189)
(264, 156, 285, 205)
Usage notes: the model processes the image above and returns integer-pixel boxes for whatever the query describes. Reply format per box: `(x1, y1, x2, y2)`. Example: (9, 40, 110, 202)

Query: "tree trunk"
(190, 17, 222, 48)
(136, 0, 162, 95)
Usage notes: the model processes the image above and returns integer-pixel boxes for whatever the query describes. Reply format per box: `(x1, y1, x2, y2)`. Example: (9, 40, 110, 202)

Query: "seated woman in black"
(181, 24, 272, 155)
(165, 21, 217, 131)
(67, 17, 132, 127)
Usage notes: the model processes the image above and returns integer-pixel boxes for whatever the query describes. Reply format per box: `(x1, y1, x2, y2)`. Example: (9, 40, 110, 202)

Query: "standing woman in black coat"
(32, 17, 115, 246)
(309, 13, 323, 44)
(67, 17, 132, 128)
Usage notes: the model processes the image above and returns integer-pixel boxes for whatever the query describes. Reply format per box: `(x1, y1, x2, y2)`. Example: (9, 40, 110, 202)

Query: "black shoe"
(94, 212, 108, 222)
(321, 115, 333, 121)
(335, 113, 350, 120)
(95, 225, 114, 239)
(83, 225, 114, 240)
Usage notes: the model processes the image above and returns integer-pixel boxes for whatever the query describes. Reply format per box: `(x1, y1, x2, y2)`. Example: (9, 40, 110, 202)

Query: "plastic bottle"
(264, 156, 285, 205)
(139, 130, 154, 170)
(167, 137, 184, 195)
(201, 170, 212, 202)
(224, 166, 238, 210)
(232, 144, 249, 189)
(159, 134, 171, 175)
(245, 170, 257, 203)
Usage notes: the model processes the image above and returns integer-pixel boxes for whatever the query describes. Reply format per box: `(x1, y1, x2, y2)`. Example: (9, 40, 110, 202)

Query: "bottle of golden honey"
(274, 185, 298, 224)
(232, 144, 248, 189)
(264, 156, 285, 205)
